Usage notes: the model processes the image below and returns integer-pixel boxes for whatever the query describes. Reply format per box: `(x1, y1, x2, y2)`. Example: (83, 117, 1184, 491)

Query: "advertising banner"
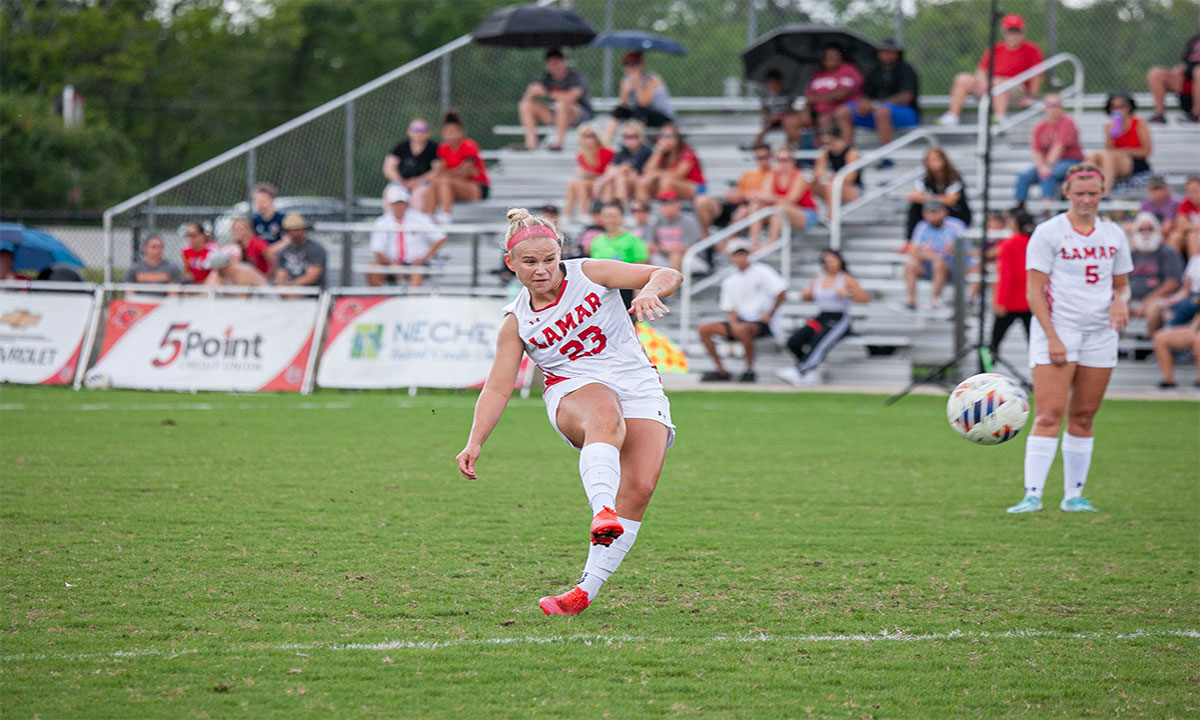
(316, 296, 509, 389)
(0, 291, 94, 385)
(89, 297, 317, 391)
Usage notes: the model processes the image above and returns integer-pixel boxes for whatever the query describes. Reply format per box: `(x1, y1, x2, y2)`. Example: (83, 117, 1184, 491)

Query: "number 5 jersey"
(1026, 213, 1133, 332)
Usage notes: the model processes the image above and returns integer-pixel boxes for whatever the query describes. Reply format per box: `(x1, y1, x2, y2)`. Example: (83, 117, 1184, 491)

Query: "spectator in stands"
(430, 110, 490, 226)
(646, 190, 702, 272)
(274, 213, 327, 290)
(1085, 93, 1153, 197)
(517, 48, 592, 152)
(905, 147, 971, 241)
(1013, 93, 1084, 206)
(1146, 32, 1200, 124)
(123, 234, 183, 284)
(1171, 175, 1200, 256)
(1152, 314, 1200, 389)
(636, 123, 705, 202)
(903, 200, 969, 310)
(251, 183, 284, 245)
(230, 217, 271, 275)
(1139, 175, 1182, 239)
(181, 223, 220, 283)
(989, 209, 1035, 356)
(810, 126, 863, 219)
(602, 52, 674, 144)
(574, 199, 606, 257)
(593, 121, 653, 207)
(563, 123, 614, 223)
(938, 13, 1043, 126)
(850, 37, 919, 152)
(368, 184, 446, 288)
(697, 239, 788, 383)
(0, 247, 15, 280)
(754, 69, 803, 148)
(1128, 211, 1182, 333)
(694, 143, 773, 236)
(1160, 232, 1200, 326)
(777, 248, 869, 386)
(799, 44, 864, 144)
(204, 245, 268, 289)
(747, 148, 819, 250)
(383, 118, 437, 214)
(628, 200, 652, 240)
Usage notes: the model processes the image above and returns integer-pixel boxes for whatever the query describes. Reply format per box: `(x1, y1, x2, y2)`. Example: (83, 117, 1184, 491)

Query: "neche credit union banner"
(0, 291, 95, 385)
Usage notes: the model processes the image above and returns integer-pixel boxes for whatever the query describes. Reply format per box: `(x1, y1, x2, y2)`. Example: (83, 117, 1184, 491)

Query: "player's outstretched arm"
(456, 314, 523, 479)
(581, 259, 683, 323)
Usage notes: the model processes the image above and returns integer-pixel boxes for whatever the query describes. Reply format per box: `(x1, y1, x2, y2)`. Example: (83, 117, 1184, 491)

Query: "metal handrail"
(677, 206, 793, 344)
(975, 53, 1084, 190)
(106, 283, 322, 297)
(0, 280, 97, 292)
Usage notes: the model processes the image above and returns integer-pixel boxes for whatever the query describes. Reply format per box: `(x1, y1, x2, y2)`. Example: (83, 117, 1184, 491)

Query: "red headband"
(1065, 170, 1101, 184)
(505, 225, 559, 251)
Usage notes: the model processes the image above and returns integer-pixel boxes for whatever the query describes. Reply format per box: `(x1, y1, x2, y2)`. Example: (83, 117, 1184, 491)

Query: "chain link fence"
(103, 0, 1197, 279)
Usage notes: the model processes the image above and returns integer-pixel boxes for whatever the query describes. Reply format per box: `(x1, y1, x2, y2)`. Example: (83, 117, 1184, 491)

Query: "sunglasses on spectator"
(1137, 225, 1156, 232)
(632, 205, 649, 212)
(410, 125, 429, 132)
(755, 154, 771, 161)
(623, 133, 640, 139)
(1003, 27, 1023, 33)
(581, 132, 597, 139)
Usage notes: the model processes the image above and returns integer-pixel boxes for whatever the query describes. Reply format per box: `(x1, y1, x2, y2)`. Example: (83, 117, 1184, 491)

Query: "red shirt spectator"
(231, 217, 271, 275)
(994, 232, 1031, 312)
(437, 138, 489, 187)
(807, 62, 864, 115)
(577, 145, 615, 175)
(182, 243, 219, 283)
(1031, 114, 1082, 160)
(676, 144, 706, 187)
(979, 41, 1044, 89)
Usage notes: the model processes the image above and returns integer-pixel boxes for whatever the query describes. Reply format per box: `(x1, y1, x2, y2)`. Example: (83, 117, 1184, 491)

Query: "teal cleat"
(1060, 496, 1099, 512)
(1006, 495, 1043, 514)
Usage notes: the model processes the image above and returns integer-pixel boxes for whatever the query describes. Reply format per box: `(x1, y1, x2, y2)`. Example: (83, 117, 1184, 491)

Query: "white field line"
(0, 398, 532, 413)
(3, 629, 1196, 664)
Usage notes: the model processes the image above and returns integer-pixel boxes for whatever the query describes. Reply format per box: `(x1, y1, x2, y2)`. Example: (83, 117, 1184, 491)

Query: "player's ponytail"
(1061, 162, 1103, 193)
(504, 207, 562, 253)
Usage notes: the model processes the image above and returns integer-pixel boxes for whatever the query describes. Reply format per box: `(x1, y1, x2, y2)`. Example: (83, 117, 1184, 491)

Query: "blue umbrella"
(591, 31, 687, 56)
(0, 222, 85, 272)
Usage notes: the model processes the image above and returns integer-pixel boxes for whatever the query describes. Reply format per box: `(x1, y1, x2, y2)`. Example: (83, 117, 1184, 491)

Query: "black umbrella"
(472, 3, 597, 48)
(741, 25, 878, 97)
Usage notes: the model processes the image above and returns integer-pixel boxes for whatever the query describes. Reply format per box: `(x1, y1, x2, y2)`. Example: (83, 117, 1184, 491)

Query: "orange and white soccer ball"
(946, 373, 1029, 445)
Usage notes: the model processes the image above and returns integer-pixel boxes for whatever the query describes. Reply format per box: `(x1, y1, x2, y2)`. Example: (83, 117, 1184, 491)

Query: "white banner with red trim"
(89, 297, 318, 391)
(316, 295, 520, 389)
(0, 291, 95, 385)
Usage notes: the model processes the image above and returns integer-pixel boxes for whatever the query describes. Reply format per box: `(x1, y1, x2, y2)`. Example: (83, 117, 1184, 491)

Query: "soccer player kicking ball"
(456, 208, 682, 615)
(1008, 163, 1132, 514)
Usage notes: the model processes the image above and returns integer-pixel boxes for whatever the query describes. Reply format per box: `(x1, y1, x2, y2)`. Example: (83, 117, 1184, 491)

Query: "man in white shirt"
(696, 239, 788, 382)
(368, 184, 447, 287)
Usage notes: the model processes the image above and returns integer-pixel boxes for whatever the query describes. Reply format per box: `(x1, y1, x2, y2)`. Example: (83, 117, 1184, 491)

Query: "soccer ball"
(946, 373, 1029, 445)
(83, 369, 112, 390)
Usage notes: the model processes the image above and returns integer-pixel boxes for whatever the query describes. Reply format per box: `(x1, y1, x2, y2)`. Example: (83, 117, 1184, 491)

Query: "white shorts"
(543, 377, 675, 451)
(1028, 321, 1118, 369)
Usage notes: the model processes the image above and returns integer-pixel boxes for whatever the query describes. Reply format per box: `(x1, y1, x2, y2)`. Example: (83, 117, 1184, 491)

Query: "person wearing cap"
(274, 213, 327, 291)
(645, 190, 702, 272)
(602, 51, 674, 145)
(518, 48, 593, 152)
(368, 184, 447, 288)
(181, 222, 220, 283)
(849, 37, 920, 149)
(938, 13, 1044, 126)
(903, 199, 969, 310)
(1138, 176, 1181, 239)
(383, 118, 437, 213)
(697, 240, 788, 383)
(1084, 92, 1154, 197)
(799, 44, 865, 144)
(1013, 93, 1085, 205)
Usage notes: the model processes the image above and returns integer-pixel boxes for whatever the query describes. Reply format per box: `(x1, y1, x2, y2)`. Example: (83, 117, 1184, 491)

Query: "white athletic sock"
(1061, 432, 1094, 500)
(1023, 435, 1059, 498)
(578, 516, 641, 601)
(578, 442, 620, 516)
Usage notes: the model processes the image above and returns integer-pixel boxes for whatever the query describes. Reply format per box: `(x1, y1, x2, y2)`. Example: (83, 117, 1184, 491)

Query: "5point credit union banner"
(89, 297, 318, 391)
(316, 296, 507, 389)
(0, 291, 95, 385)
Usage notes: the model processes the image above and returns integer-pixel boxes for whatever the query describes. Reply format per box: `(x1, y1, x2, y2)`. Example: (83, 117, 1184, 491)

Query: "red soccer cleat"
(539, 586, 591, 616)
(589, 506, 624, 546)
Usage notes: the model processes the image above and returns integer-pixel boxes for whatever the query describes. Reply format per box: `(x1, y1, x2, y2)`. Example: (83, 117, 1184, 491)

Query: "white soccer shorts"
(1028, 321, 1118, 369)
(543, 376, 675, 450)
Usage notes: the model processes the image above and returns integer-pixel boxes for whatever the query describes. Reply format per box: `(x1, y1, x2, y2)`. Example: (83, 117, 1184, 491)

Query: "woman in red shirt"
(635, 123, 705, 202)
(230, 217, 271, 275)
(1085, 93, 1153, 197)
(747, 149, 819, 250)
(563, 123, 614, 223)
(430, 110, 490, 225)
(988, 209, 1035, 356)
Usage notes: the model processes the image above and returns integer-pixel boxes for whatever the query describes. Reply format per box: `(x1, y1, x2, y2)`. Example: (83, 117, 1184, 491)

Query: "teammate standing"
(1008, 163, 1132, 514)
(456, 208, 683, 615)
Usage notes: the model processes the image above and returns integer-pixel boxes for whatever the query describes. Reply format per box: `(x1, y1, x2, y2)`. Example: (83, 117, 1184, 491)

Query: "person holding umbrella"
(517, 48, 593, 152)
(602, 52, 675, 144)
(799, 44, 865, 145)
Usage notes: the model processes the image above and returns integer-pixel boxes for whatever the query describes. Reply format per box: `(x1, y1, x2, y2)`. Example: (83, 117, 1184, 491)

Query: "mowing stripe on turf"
(3, 629, 1196, 663)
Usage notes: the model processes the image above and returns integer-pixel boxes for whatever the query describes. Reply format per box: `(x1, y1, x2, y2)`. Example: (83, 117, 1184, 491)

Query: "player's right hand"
(455, 443, 481, 479)
(1048, 337, 1068, 366)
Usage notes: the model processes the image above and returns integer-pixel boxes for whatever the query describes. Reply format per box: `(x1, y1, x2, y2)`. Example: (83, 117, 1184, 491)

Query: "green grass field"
(1, 386, 1197, 718)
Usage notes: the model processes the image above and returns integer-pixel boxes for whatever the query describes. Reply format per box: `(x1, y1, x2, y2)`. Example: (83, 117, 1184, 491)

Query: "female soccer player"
(1008, 163, 1132, 514)
(455, 208, 683, 615)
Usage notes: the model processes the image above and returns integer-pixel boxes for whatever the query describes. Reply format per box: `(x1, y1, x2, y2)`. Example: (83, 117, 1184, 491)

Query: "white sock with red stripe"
(578, 442, 620, 515)
(578, 516, 640, 600)
(1061, 432, 1094, 500)
(1023, 434, 1058, 498)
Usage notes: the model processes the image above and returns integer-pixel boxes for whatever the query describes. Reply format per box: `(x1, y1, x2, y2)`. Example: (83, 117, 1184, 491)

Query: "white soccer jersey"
(1026, 213, 1133, 332)
(503, 258, 662, 393)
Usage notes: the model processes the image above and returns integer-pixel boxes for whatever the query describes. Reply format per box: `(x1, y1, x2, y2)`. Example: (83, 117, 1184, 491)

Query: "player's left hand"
(1110, 296, 1129, 332)
(630, 291, 669, 322)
